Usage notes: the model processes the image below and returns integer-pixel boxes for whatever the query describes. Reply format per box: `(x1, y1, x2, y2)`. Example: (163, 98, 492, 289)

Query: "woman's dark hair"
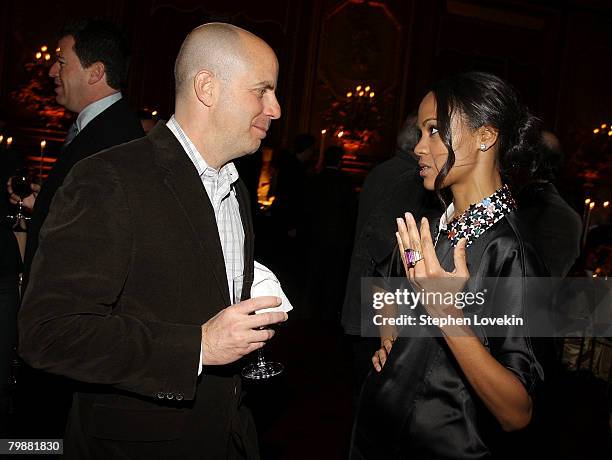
(429, 72, 542, 196)
(60, 18, 129, 90)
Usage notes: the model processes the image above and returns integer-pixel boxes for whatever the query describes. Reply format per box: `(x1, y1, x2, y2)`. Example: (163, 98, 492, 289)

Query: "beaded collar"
(437, 184, 516, 248)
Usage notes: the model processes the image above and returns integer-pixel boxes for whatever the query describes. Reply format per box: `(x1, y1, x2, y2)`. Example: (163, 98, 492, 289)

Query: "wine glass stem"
(256, 349, 266, 367)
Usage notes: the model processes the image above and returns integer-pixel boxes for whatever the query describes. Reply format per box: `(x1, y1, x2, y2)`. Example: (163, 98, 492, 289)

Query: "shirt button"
(175, 393, 184, 401)
(156, 392, 165, 400)
(166, 393, 174, 400)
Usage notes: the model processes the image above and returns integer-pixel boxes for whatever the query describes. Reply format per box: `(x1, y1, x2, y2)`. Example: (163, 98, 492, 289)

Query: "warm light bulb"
(356, 85, 362, 91)
(151, 110, 158, 116)
(321, 129, 327, 134)
(338, 131, 344, 138)
(56, 47, 60, 52)
(41, 45, 48, 52)
(358, 91, 364, 97)
(601, 124, 607, 129)
(44, 53, 51, 61)
(0, 135, 3, 143)
(369, 92, 375, 98)
(40, 140, 46, 148)
(346, 92, 352, 98)
(589, 202, 595, 209)
(35, 52, 42, 59)
(585, 198, 591, 204)
(608, 131, 612, 137)
(604, 201, 610, 208)
(6, 137, 13, 145)
(365, 86, 371, 92)
(594, 128, 600, 134)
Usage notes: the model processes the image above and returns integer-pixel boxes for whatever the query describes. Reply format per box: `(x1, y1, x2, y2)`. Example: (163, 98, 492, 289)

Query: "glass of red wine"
(7, 169, 33, 227)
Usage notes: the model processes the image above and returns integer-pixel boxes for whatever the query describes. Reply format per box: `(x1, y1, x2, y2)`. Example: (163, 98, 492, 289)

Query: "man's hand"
(7, 177, 40, 210)
(201, 296, 287, 365)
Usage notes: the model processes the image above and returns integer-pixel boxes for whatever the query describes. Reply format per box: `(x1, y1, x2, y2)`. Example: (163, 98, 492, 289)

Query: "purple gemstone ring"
(404, 248, 423, 267)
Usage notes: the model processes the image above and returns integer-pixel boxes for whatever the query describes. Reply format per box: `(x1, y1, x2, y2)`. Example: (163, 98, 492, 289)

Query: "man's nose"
(265, 94, 281, 120)
(49, 61, 59, 78)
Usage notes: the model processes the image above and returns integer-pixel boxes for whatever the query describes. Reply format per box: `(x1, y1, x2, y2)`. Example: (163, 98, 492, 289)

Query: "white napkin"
(251, 261, 293, 314)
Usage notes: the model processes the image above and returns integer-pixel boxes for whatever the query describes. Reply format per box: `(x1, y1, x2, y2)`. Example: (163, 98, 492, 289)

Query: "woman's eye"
(429, 126, 438, 136)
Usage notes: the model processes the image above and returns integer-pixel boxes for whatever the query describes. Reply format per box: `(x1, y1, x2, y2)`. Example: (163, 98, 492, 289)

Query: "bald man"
(19, 23, 285, 459)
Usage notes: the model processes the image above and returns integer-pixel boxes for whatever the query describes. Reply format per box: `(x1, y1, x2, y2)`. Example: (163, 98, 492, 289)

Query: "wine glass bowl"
(11, 173, 33, 200)
(7, 169, 33, 227)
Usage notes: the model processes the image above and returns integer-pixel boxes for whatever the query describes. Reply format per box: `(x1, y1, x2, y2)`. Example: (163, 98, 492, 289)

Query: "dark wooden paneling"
(1, 0, 611, 174)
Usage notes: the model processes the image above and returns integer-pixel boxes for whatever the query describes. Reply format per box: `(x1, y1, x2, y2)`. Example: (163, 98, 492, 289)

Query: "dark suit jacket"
(23, 97, 144, 288)
(516, 182, 582, 277)
(18, 123, 257, 458)
(341, 152, 437, 335)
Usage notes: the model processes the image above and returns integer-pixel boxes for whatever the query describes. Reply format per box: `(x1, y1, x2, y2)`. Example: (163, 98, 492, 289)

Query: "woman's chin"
(422, 179, 436, 191)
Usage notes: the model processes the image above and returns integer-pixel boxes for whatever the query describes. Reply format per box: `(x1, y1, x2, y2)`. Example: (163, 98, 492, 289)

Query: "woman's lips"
(419, 165, 431, 177)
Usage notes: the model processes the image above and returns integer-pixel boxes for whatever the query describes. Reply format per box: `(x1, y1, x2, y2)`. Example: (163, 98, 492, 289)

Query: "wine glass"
(234, 275, 284, 380)
(7, 169, 32, 227)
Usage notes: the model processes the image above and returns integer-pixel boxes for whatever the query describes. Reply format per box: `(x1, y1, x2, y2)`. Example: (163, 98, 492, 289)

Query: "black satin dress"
(349, 211, 546, 459)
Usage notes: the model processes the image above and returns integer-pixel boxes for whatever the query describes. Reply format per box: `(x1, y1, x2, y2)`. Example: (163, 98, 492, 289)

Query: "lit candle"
(151, 110, 158, 117)
(39, 140, 46, 179)
(582, 201, 596, 248)
(0, 135, 3, 144)
(41, 45, 48, 52)
(6, 137, 13, 149)
(317, 129, 327, 171)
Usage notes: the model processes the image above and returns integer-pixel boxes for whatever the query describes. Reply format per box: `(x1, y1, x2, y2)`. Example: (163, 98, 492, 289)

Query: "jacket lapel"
(235, 180, 254, 300)
(149, 123, 231, 305)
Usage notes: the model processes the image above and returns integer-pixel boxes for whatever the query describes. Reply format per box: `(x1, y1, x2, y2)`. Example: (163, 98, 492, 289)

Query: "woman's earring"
(480, 143, 486, 151)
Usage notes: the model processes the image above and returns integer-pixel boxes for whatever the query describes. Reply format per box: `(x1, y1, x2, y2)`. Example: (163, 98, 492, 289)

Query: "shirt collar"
(166, 115, 239, 184)
(76, 92, 122, 132)
(438, 202, 455, 231)
(437, 184, 516, 247)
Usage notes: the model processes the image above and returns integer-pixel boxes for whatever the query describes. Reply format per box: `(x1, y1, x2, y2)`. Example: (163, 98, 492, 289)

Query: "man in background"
(9, 18, 144, 286)
(341, 114, 436, 405)
(516, 131, 582, 277)
(8, 18, 144, 438)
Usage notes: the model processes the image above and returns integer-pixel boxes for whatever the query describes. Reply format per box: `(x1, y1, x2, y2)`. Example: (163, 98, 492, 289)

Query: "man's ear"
(87, 62, 106, 85)
(194, 70, 215, 107)
(479, 125, 499, 151)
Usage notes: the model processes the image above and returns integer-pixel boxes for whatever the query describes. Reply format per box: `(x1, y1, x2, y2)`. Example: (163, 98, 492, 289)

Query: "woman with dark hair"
(349, 72, 547, 459)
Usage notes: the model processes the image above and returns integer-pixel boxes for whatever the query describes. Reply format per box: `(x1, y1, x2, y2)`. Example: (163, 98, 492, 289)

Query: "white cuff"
(197, 348, 203, 376)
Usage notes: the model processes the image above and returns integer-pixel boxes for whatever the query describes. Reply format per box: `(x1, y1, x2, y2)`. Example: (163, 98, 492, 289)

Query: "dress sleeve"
(482, 237, 546, 395)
